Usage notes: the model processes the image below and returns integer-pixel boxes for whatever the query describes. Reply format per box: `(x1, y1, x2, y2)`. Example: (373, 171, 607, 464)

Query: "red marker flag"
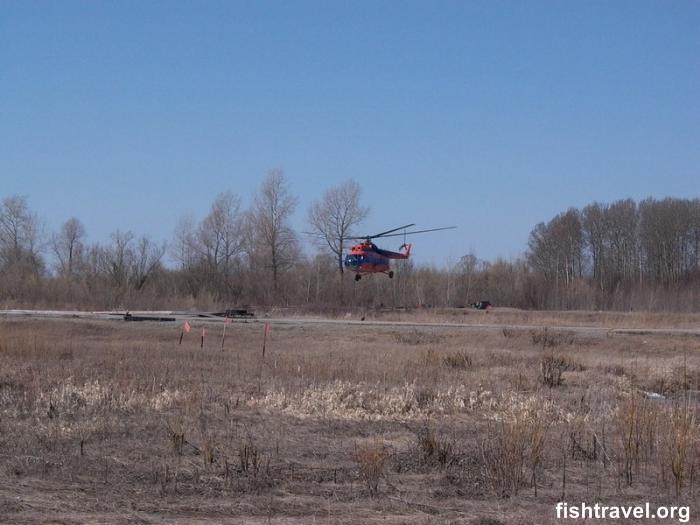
(179, 321, 191, 345)
(265, 322, 272, 334)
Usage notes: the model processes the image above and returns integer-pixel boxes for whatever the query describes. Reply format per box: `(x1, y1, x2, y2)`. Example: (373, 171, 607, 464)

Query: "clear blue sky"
(1, 1, 698, 266)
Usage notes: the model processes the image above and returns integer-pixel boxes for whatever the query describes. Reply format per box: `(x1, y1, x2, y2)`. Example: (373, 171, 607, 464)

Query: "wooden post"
(221, 317, 230, 351)
(262, 325, 267, 358)
(262, 322, 271, 358)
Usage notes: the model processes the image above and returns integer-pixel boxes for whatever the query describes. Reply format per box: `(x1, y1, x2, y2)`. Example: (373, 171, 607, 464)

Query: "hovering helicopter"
(343, 224, 456, 281)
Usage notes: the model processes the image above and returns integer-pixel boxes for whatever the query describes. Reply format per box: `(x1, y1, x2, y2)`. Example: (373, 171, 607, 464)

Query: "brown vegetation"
(2, 193, 700, 312)
(1, 313, 699, 523)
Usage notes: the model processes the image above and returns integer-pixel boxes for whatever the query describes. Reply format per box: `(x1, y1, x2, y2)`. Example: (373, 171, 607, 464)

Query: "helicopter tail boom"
(374, 243, 412, 260)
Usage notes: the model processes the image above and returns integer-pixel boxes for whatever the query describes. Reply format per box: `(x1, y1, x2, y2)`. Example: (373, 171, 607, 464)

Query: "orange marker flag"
(179, 321, 191, 345)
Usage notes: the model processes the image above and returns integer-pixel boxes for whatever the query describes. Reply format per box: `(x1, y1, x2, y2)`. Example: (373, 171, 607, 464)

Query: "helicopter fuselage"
(343, 241, 411, 279)
(339, 223, 453, 281)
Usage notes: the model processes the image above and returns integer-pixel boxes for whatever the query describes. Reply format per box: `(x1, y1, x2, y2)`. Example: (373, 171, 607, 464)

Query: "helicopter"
(343, 224, 456, 281)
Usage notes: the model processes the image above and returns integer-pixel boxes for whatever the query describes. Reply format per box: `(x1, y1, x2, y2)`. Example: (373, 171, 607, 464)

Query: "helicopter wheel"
(388, 271, 394, 279)
(354, 274, 362, 282)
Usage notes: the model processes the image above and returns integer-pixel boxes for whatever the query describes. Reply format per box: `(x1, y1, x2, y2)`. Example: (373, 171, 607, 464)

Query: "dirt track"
(2, 308, 700, 338)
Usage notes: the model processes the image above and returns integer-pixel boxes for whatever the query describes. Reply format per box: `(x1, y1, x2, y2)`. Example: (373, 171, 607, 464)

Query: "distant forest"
(2, 172, 699, 312)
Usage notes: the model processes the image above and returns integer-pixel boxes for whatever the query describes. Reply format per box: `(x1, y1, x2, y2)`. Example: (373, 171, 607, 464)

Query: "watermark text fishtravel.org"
(555, 502, 689, 522)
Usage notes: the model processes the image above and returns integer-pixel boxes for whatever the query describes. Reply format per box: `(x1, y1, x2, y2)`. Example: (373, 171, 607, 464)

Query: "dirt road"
(2, 308, 699, 338)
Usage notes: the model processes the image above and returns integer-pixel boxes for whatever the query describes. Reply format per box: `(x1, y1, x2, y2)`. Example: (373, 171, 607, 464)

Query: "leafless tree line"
(527, 198, 700, 310)
(1, 184, 699, 311)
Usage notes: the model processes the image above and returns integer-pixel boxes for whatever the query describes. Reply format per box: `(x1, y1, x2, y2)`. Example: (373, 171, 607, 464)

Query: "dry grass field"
(364, 307, 700, 330)
(1, 314, 700, 524)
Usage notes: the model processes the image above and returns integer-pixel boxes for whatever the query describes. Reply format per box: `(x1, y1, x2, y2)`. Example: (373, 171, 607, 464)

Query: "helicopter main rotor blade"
(344, 223, 417, 241)
(370, 223, 415, 238)
(372, 226, 457, 238)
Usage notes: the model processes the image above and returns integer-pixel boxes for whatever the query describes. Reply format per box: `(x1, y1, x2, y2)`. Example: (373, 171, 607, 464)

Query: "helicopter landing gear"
(388, 271, 394, 279)
(354, 274, 362, 282)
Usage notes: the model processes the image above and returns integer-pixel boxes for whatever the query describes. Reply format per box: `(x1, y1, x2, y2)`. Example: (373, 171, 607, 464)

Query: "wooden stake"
(262, 327, 267, 358)
(221, 317, 229, 351)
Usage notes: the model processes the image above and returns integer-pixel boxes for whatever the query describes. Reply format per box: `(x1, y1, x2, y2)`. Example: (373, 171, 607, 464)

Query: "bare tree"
(171, 215, 198, 271)
(247, 170, 298, 298)
(170, 215, 205, 299)
(527, 209, 584, 308)
(459, 252, 480, 305)
(131, 236, 166, 291)
(582, 202, 607, 292)
(52, 217, 86, 278)
(0, 195, 43, 280)
(170, 194, 245, 303)
(308, 180, 369, 275)
(101, 230, 165, 296)
(198, 193, 243, 275)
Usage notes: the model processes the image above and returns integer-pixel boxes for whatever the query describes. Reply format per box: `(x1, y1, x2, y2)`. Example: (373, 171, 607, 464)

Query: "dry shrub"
(501, 327, 518, 339)
(355, 441, 388, 497)
(540, 353, 586, 388)
(421, 348, 440, 367)
(233, 438, 275, 492)
(538, 352, 585, 389)
(557, 355, 586, 372)
(471, 518, 505, 525)
(661, 402, 697, 496)
(539, 355, 564, 388)
(603, 364, 626, 377)
(166, 418, 186, 456)
(394, 329, 443, 346)
(568, 417, 606, 463)
(481, 417, 527, 498)
(613, 394, 698, 495)
(615, 395, 660, 486)
(530, 328, 575, 348)
(480, 396, 555, 498)
(415, 386, 436, 409)
(442, 351, 473, 370)
(239, 438, 269, 479)
(641, 365, 700, 397)
(196, 412, 217, 467)
(201, 440, 215, 467)
(415, 426, 453, 468)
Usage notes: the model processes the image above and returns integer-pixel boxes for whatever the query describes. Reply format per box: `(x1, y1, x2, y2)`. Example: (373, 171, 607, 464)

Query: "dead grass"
(373, 307, 700, 329)
(354, 440, 389, 497)
(1, 316, 699, 523)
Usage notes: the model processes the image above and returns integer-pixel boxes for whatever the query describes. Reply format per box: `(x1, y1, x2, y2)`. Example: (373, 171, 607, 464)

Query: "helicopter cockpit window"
(344, 254, 364, 267)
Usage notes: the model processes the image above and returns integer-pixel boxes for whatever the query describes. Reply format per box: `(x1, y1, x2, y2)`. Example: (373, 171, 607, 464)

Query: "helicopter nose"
(344, 254, 360, 269)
